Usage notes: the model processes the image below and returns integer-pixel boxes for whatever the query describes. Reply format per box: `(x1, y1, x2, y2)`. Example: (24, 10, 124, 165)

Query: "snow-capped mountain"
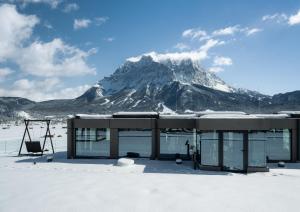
(1, 55, 300, 120)
(76, 55, 270, 113)
(98, 56, 234, 96)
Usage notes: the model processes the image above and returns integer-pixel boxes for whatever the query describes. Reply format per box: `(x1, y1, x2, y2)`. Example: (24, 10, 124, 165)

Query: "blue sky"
(0, 0, 300, 101)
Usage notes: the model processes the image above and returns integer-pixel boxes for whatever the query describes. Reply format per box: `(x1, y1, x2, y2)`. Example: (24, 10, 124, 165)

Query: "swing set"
(18, 119, 55, 156)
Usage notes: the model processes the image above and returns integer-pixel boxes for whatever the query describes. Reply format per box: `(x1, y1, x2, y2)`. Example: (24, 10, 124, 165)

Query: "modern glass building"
(67, 111, 300, 172)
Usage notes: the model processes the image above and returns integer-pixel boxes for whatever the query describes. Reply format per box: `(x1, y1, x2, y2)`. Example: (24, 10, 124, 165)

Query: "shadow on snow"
(13, 151, 232, 176)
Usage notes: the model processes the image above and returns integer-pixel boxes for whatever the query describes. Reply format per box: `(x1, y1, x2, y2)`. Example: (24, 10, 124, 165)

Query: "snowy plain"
(1, 123, 300, 212)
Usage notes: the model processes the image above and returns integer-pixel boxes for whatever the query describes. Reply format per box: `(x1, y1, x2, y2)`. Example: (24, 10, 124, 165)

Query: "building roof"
(278, 111, 300, 118)
(196, 111, 247, 117)
(73, 111, 293, 120)
(112, 112, 159, 118)
(254, 114, 290, 118)
(198, 114, 257, 119)
(159, 114, 197, 119)
(75, 114, 112, 119)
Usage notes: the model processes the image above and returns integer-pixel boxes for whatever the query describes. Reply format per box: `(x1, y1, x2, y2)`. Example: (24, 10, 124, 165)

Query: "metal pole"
(48, 121, 55, 154)
(41, 122, 49, 156)
(18, 120, 28, 156)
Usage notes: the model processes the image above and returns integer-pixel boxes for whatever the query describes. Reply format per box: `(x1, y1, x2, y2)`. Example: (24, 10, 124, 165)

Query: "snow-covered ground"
(0, 122, 67, 155)
(1, 123, 300, 212)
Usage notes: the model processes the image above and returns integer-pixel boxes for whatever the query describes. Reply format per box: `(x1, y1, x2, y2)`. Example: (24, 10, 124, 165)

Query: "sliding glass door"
(223, 132, 244, 171)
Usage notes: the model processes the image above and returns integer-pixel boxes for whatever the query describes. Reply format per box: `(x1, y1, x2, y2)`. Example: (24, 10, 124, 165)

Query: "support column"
(151, 128, 156, 160)
(243, 131, 249, 172)
(67, 119, 74, 159)
(110, 128, 119, 159)
(291, 128, 297, 162)
(297, 120, 300, 161)
(218, 131, 223, 169)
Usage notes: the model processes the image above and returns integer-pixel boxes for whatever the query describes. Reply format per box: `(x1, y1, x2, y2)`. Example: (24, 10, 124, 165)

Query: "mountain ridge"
(1, 55, 300, 120)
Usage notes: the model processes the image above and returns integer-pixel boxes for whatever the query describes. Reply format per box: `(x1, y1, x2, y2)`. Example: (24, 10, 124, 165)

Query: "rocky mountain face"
(74, 56, 271, 113)
(0, 97, 35, 120)
(1, 56, 300, 120)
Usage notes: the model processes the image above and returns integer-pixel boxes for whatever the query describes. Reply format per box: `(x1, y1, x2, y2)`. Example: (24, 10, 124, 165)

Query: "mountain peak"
(76, 84, 103, 102)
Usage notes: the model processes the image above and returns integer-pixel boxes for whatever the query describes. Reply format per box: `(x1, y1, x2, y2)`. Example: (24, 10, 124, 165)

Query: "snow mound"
(117, 158, 135, 167)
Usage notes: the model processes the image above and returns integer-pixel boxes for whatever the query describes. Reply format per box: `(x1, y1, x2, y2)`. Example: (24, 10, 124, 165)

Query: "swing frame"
(18, 119, 55, 156)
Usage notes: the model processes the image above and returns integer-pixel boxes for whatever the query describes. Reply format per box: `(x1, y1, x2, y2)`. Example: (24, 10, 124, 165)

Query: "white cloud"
(199, 39, 224, 52)
(94, 16, 109, 26)
(73, 18, 91, 30)
(73, 17, 108, 30)
(127, 51, 208, 63)
(0, 3, 97, 101)
(183, 25, 261, 43)
(182, 28, 207, 40)
(16, 38, 96, 77)
(244, 28, 262, 36)
(0, 4, 39, 62)
(262, 10, 300, 26)
(44, 21, 53, 29)
(53, 84, 90, 100)
(10, 0, 62, 8)
(288, 10, 300, 25)
(208, 66, 224, 73)
(0, 67, 14, 78)
(127, 39, 223, 63)
(63, 3, 79, 13)
(0, 4, 96, 78)
(262, 13, 288, 23)
(213, 56, 233, 66)
(174, 43, 190, 50)
(0, 78, 90, 101)
(212, 25, 240, 36)
(104, 37, 115, 42)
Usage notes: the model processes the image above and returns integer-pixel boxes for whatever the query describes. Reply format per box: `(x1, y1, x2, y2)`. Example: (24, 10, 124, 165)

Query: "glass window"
(223, 132, 244, 171)
(75, 128, 110, 157)
(248, 132, 266, 167)
(118, 129, 152, 157)
(199, 131, 219, 166)
(266, 129, 291, 160)
(160, 128, 196, 155)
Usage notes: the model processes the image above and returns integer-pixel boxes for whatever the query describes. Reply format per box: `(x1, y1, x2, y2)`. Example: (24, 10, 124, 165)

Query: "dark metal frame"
(67, 116, 300, 172)
(158, 128, 195, 160)
(220, 130, 247, 172)
(265, 129, 293, 163)
(18, 119, 54, 156)
(197, 130, 257, 173)
(74, 128, 111, 158)
(196, 130, 219, 167)
(117, 128, 153, 158)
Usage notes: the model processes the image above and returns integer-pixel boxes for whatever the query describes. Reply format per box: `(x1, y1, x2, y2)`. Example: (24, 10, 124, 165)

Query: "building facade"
(67, 112, 300, 172)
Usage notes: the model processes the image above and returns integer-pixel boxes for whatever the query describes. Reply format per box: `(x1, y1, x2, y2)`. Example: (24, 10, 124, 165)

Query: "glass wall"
(223, 132, 244, 171)
(266, 129, 291, 161)
(75, 128, 110, 157)
(248, 132, 266, 167)
(118, 129, 152, 157)
(199, 131, 219, 166)
(160, 128, 196, 156)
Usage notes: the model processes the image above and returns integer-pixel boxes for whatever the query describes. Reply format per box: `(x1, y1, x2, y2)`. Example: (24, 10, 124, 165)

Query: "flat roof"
(198, 114, 257, 119)
(112, 112, 159, 118)
(75, 114, 112, 119)
(278, 111, 300, 115)
(196, 111, 247, 116)
(254, 114, 290, 118)
(73, 111, 294, 120)
(278, 111, 300, 118)
(159, 114, 197, 119)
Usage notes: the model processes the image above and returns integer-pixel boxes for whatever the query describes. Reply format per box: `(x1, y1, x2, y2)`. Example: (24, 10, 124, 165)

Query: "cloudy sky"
(0, 0, 300, 101)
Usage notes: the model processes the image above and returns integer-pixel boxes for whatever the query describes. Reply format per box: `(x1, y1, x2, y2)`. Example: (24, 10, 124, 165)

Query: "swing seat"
(25, 141, 43, 153)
